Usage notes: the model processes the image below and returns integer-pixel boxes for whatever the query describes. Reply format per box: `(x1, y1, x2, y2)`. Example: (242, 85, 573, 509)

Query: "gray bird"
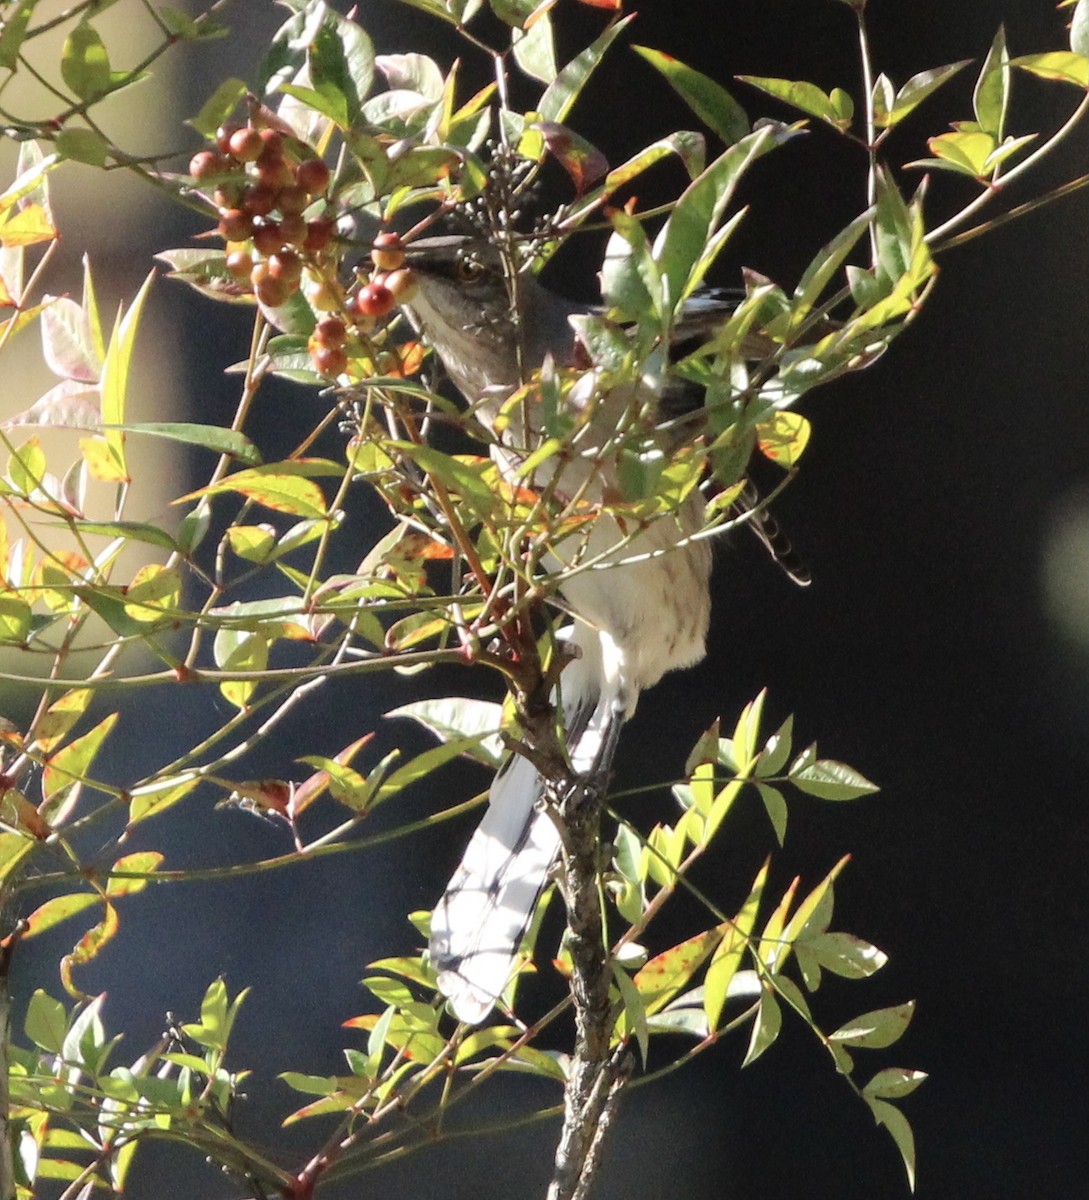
(400, 234, 803, 1024)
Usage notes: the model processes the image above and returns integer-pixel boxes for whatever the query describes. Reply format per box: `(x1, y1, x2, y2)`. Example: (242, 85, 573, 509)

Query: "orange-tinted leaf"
(60, 900, 119, 996)
(23, 892, 100, 937)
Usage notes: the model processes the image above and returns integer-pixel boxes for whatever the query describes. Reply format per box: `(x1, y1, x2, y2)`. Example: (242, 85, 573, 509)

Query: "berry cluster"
(308, 234, 417, 378)
(190, 124, 335, 311)
(191, 126, 419, 379)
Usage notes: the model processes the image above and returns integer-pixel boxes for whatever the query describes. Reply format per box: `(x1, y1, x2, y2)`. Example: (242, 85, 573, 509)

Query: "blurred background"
(2, 0, 1087, 1196)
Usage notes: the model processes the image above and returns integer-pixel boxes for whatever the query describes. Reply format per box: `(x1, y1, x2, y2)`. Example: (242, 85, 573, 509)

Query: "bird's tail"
(429, 629, 618, 1025)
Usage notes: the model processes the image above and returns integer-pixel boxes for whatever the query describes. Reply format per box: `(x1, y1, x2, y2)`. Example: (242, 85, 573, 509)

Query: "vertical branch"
(545, 773, 631, 1200)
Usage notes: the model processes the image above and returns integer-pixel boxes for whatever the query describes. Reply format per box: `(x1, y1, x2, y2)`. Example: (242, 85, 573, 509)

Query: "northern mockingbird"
(399, 234, 804, 1024)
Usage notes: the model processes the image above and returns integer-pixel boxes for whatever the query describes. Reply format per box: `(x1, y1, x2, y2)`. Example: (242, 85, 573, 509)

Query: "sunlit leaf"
(42, 712, 119, 804)
(61, 20, 112, 100)
(23, 893, 101, 938)
(634, 46, 749, 144)
(1010, 50, 1089, 87)
(790, 757, 878, 800)
(831, 1001, 915, 1049)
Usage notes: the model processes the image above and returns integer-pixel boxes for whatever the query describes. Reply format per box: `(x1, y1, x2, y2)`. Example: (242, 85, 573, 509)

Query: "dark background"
(9, 1, 1089, 1196)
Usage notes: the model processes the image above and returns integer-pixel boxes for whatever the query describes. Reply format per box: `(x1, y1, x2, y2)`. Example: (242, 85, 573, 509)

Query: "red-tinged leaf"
(0, 785, 51, 839)
(0, 202, 57, 247)
(831, 1000, 915, 1049)
(633, 46, 749, 145)
(61, 901, 119, 996)
(631, 926, 723, 1015)
(181, 462, 337, 517)
(78, 435, 129, 482)
(4, 379, 101, 431)
(42, 712, 119, 803)
(574, 0, 620, 9)
(0, 831, 35, 888)
(533, 120, 608, 195)
(1010, 50, 1089, 87)
(757, 411, 811, 466)
(291, 732, 375, 816)
(106, 850, 164, 896)
(23, 893, 101, 937)
(128, 774, 201, 826)
(40, 295, 100, 382)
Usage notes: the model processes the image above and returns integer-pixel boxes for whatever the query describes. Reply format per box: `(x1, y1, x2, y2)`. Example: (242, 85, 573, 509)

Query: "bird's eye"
(456, 255, 487, 283)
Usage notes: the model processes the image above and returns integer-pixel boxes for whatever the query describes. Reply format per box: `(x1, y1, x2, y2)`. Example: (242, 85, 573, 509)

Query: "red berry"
(218, 208, 253, 241)
(267, 250, 302, 285)
(277, 184, 309, 216)
(296, 158, 331, 197)
(305, 278, 342, 312)
(242, 183, 276, 217)
(311, 345, 348, 377)
(278, 213, 307, 246)
(190, 150, 227, 181)
(213, 182, 242, 210)
(382, 267, 417, 303)
(255, 156, 295, 193)
(251, 262, 290, 308)
(215, 123, 241, 154)
(258, 128, 283, 156)
(303, 217, 334, 253)
(371, 232, 405, 271)
(354, 282, 395, 318)
(251, 221, 283, 256)
(228, 126, 263, 162)
(226, 249, 254, 279)
(314, 317, 347, 348)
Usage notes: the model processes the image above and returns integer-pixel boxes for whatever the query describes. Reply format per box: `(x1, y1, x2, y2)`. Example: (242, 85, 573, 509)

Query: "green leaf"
(737, 76, 853, 130)
(865, 1096, 918, 1191)
(72, 520, 180, 553)
(790, 758, 878, 801)
(633, 46, 749, 144)
(190, 464, 333, 518)
(512, 10, 556, 85)
(128, 775, 200, 826)
(612, 963, 649, 1063)
(214, 627, 269, 710)
(42, 711, 119, 803)
(831, 1000, 915, 1049)
(741, 986, 782, 1066)
(704, 860, 767, 1029)
(975, 28, 1010, 140)
(376, 734, 495, 802)
(878, 60, 970, 130)
(655, 126, 778, 313)
(388, 697, 505, 767)
(188, 77, 248, 136)
(23, 893, 100, 938)
(107, 850, 164, 895)
(539, 17, 634, 124)
(61, 20, 111, 100)
(99, 270, 156, 480)
(631, 926, 722, 1016)
(0, 592, 32, 643)
(25, 989, 68, 1053)
(864, 1066, 928, 1100)
(807, 931, 887, 978)
(1073, 0, 1089, 57)
(756, 783, 787, 844)
(55, 128, 110, 168)
(108, 422, 261, 465)
(791, 208, 873, 321)
(1010, 51, 1089, 87)
(182, 978, 247, 1052)
(0, 0, 34, 71)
